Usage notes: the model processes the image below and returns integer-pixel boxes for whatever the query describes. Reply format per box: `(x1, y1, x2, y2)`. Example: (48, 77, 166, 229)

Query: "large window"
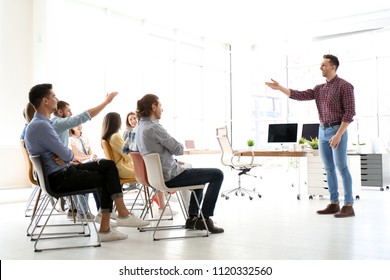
(43, 0, 231, 152)
(250, 29, 390, 153)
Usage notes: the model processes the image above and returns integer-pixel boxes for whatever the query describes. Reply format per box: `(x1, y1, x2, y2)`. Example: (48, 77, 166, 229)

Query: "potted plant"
(300, 137, 319, 154)
(247, 139, 255, 150)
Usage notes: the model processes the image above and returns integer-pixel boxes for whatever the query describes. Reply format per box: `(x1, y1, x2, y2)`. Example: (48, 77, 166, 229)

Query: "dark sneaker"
(334, 205, 355, 218)
(185, 217, 197, 229)
(195, 218, 224, 234)
(317, 203, 340, 215)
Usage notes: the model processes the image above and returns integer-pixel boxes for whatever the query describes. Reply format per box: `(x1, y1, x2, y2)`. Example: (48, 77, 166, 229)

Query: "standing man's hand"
(265, 79, 291, 97)
(329, 134, 341, 149)
(265, 79, 280, 90)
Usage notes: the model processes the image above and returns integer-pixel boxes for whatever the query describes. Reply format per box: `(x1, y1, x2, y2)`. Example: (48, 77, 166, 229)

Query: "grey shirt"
(136, 117, 185, 181)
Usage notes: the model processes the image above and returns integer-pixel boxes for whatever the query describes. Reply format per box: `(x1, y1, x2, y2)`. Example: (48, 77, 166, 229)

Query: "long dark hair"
(101, 112, 122, 141)
(136, 93, 159, 119)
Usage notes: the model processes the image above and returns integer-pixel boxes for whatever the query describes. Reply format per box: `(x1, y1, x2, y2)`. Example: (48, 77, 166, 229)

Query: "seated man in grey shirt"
(136, 93, 224, 234)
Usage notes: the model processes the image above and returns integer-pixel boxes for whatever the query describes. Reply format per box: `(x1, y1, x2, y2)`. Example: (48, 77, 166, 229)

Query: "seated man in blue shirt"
(25, 83, 149, 242)
(136, 93, 224, 234)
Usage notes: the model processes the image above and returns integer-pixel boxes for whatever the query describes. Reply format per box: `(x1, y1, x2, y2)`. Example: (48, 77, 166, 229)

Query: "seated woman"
(69, 124, 100, 218)
(102, 112, 177, 216)
(102, 113, 136, 179)
(122, 111, 138, 141)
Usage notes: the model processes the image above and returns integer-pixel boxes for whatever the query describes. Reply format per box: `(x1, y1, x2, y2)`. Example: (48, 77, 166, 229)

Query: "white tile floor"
(1, 166, 390, 261)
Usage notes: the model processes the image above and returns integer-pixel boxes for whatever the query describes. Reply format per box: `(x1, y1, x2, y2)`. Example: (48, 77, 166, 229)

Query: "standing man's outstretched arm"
(265, 79, 291, 97)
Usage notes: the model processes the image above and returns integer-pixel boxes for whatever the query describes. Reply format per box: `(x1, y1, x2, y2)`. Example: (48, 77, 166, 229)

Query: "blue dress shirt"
(51, 111, 91, 147)
(25, 112, 74, 175)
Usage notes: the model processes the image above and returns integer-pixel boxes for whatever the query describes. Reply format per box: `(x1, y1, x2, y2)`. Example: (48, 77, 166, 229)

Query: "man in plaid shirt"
(266, 54, 356, 218)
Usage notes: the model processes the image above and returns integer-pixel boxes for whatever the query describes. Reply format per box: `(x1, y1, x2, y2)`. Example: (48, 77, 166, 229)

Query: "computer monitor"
(301, 123, 319, 140)
(267, 123, 298, 143)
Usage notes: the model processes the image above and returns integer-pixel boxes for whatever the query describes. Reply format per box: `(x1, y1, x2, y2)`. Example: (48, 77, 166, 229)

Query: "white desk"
(240, 150, 313, 199)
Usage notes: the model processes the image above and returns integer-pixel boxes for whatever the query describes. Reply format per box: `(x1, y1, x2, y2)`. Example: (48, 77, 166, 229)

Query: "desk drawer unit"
(360, 154, 390, 191)
(306, 155, 361, 199)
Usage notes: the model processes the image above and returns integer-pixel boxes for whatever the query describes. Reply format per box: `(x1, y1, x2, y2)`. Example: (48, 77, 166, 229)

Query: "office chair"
(29, 155, 101, 252)
(216, 127, 262, 200)
(142, 153, 209, 241)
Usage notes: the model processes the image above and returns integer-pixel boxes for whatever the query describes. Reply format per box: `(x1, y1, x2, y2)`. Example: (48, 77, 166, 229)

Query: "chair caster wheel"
(225, 196, 229, 200)
(249, 196, 253, 200)
(258, 194, 262, 198)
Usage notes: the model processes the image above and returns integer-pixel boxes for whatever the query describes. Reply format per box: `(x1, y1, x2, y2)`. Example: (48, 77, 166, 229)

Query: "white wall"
(0, 0, 33, 187)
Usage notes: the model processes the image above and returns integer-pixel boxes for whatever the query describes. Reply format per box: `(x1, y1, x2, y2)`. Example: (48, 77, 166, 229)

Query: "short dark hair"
(57, 101, 70, 111)
(323, 54, 339, 70)
(29, 83, 53, 109)
(136, 93, 159, 119)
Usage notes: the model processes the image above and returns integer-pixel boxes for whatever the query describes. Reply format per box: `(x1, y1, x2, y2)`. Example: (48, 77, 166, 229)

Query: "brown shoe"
(317, 203, 340, 214)
(195, 218, 224, 234)
(185, 217, 197, 229)
(334, 205, 355, 218)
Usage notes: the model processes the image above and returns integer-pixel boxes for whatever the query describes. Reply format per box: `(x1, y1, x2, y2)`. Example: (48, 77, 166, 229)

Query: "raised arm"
(265, 79, 291, 97)
(87, 91, 119, 118)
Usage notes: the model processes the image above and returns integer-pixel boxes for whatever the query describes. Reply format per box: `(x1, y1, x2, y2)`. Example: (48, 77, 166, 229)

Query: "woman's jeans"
(165, 168, 224, 218)
(319, 125, 353, 205)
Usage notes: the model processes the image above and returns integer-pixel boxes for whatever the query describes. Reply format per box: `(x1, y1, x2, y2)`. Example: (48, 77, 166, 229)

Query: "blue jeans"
(319, 125, 353, 205)
(165, 168, 224, 218)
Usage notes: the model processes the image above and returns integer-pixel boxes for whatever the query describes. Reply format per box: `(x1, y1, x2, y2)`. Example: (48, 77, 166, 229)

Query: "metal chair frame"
(141, 153, 209, 241)
(29, 155, 101, 252)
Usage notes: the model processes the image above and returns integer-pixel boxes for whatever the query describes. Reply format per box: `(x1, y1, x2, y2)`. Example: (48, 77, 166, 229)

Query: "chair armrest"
(231, 149, 255, 166)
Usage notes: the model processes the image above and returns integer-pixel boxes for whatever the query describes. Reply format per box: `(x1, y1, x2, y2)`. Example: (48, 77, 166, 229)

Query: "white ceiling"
(81, 0, 390, 43)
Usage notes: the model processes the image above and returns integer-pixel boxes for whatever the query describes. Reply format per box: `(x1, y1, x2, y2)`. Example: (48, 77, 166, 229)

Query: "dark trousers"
(49, 159, 122, 212)
(165, 168, 224, 218)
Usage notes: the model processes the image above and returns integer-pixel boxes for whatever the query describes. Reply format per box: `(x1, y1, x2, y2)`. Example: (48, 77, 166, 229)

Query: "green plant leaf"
(247, 139, 255, 147)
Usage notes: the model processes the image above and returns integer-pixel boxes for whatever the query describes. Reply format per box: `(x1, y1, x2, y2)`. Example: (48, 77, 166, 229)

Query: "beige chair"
(101, 140, 137, 186)
(216, 127, 262, 200)
(142, 153, 209, 241)
(20, 140, 41, 218)
(29, 155, 101, 252)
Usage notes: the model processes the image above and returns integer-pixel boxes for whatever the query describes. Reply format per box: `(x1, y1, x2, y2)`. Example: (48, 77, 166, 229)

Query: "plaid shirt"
(290, 75, 355, 124)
